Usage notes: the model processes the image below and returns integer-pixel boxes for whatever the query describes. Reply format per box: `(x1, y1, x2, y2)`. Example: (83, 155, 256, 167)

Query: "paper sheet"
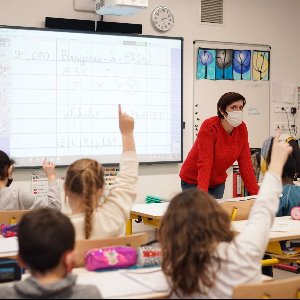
(233, 220, 291, 233)
(121, 268, 169, 293)
(270, 224, 290, 232)
(0, 237, 18, 255)
(76, 270, 153, 298)
(220, 195, 258, 202)
(271, 81, 297, 104)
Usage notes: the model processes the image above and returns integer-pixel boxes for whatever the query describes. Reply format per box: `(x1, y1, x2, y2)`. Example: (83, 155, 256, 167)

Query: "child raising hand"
(159, 129, 292, 298)
(65, 105, 138, 240)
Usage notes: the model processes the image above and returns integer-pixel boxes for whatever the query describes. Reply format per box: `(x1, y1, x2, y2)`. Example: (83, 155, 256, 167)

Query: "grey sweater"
(0, 181, 61, 211)
(0, 274, 101, 299)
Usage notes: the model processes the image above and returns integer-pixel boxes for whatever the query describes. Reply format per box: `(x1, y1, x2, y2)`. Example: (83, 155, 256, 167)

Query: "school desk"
(233, 216, 300, 266)
(126, 196, 257, 235)
(126, 203, 169, 235)
(0, 266, 272, 298)
(74, 267, 272, 298)
(0, 266, 169, 299)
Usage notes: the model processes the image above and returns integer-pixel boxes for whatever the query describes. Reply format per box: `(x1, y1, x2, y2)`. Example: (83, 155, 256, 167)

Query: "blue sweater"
(277, 184, 300, 217)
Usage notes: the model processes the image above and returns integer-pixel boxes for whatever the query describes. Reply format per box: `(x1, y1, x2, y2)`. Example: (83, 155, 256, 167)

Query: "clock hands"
(161, 18, 167, 26)
(152, 6, 173, 32)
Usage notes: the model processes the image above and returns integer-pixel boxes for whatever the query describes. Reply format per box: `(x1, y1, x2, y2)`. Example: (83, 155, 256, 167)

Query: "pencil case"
(0, 224, 18, 238)
(137, 241, 162, 267)
(84, 246, 138, 271)
(291, 207, 300, 220)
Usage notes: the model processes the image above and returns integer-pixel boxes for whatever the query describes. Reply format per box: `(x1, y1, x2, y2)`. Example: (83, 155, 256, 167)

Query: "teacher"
(180, 92, 259, 199)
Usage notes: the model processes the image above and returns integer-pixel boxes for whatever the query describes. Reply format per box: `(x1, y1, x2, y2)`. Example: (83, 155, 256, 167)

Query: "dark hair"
(18, 208, 75, 273)
(267, 138, 298, 180)
(159, 189, 234, 297)
(65, 159, 105, 239)
(0, 150, 15, 180)
(217, 92, 246, 118)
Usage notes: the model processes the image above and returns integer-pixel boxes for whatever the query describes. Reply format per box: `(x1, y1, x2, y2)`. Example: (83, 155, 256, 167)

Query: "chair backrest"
(0, 210, 29, 225)
(233, 277, 300, 299)
(219, 199, 255, 221)
(74, 232, 149, 267)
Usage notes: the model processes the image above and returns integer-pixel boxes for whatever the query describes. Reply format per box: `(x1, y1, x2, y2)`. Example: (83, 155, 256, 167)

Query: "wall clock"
(151, 6, 174, 32)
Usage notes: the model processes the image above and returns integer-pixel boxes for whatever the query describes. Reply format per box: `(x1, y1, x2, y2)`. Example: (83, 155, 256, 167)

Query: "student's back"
(1, 276, 100, 299)
(0, 208, 101, 299)
(159, 130, 292, 299)
(0, 152, 61, 211)
(265, 136, 300, 217)
(66, 105, 138, 240)
(68, 151, 138, 240)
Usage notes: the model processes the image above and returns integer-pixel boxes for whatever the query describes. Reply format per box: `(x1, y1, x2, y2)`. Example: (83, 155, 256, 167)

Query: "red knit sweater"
(180, 116, 259, 195)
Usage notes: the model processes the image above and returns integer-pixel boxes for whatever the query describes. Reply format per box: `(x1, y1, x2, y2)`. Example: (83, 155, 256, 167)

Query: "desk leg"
(126, 219, 133, 236)
(261, 258, 280, 267)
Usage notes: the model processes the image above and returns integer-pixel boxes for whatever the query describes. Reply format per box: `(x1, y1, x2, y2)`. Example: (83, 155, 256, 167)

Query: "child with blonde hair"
(65, 105, 138, 240)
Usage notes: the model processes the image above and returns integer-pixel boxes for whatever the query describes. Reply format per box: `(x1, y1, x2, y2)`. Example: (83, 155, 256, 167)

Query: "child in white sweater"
(159, 129, 292, 299)
(0, 151, 61, 211)
(65, 105, 138, 240)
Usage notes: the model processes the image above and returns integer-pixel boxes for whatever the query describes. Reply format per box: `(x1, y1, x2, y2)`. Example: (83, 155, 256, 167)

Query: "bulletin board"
(193, 40, 271, 148)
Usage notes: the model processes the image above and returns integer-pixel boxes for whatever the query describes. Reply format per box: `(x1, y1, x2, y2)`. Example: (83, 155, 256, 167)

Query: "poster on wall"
(196, 47, 271, 82)
(233, 50, 251, 80)
(252, 50, 270, 81)
(215, 49, 233, 80)
(196, 48, 216, 80)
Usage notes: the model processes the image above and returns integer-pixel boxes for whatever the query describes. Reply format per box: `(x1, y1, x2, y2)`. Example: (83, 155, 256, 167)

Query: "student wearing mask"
(0, 151, 61, 210)
(180, 92, 259, 198)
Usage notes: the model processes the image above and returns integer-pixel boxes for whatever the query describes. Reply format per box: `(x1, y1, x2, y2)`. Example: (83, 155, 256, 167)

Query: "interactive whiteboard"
(0, 26, 183, 167)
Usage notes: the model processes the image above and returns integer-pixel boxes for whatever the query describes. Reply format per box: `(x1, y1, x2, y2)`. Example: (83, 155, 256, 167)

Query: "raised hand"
(43, 159, 56, 182)
(268, 129, 293, 177)
(118, 104, 136, 152)
(119, 104, 134, 136)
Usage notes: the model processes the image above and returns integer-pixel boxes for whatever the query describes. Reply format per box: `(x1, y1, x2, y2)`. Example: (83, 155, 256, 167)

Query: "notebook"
(76, 268, 169, 298)
(0, 237, 18, 256)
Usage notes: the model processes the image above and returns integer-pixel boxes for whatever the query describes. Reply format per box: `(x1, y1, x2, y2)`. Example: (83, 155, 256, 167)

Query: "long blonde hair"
(65, 159, 104, 239)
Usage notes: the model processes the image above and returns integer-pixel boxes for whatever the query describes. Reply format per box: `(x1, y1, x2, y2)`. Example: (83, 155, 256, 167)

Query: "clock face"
(151, 6, 174, 32)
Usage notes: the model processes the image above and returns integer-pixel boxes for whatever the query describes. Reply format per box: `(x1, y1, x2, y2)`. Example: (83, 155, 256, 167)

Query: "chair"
(219, 199, 255, 221)
(0, 210, 29, 225)
(233, 277, 300, 299)
(75, 232, 149, 267)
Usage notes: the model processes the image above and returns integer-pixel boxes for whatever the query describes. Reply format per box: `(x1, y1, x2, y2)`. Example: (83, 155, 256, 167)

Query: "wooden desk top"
(233, 216, 300, 242)
(131, 196, 257, 220)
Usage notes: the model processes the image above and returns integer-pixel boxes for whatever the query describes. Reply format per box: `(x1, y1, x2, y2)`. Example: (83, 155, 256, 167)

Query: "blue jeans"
(181, 180, 225, 199)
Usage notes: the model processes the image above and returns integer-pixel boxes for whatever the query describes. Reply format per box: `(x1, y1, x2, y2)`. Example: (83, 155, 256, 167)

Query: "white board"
(193, 41, 270, 148)
(0, 26, 183, 167)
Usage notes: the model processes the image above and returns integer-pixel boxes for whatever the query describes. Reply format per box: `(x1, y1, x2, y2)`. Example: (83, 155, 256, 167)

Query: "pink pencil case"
(291, 207, 300, 220)
(84, 246, 138, 271)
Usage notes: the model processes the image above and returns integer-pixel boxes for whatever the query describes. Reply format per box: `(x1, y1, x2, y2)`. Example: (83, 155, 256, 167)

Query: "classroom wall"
(1, 0, 300, 203)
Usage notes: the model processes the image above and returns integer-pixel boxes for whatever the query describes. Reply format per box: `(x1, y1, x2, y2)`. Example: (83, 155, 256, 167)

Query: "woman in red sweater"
(180, 92, 259, 199)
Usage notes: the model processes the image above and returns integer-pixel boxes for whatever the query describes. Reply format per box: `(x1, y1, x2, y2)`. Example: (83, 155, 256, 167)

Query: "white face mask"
(225, 111, 243, 127)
